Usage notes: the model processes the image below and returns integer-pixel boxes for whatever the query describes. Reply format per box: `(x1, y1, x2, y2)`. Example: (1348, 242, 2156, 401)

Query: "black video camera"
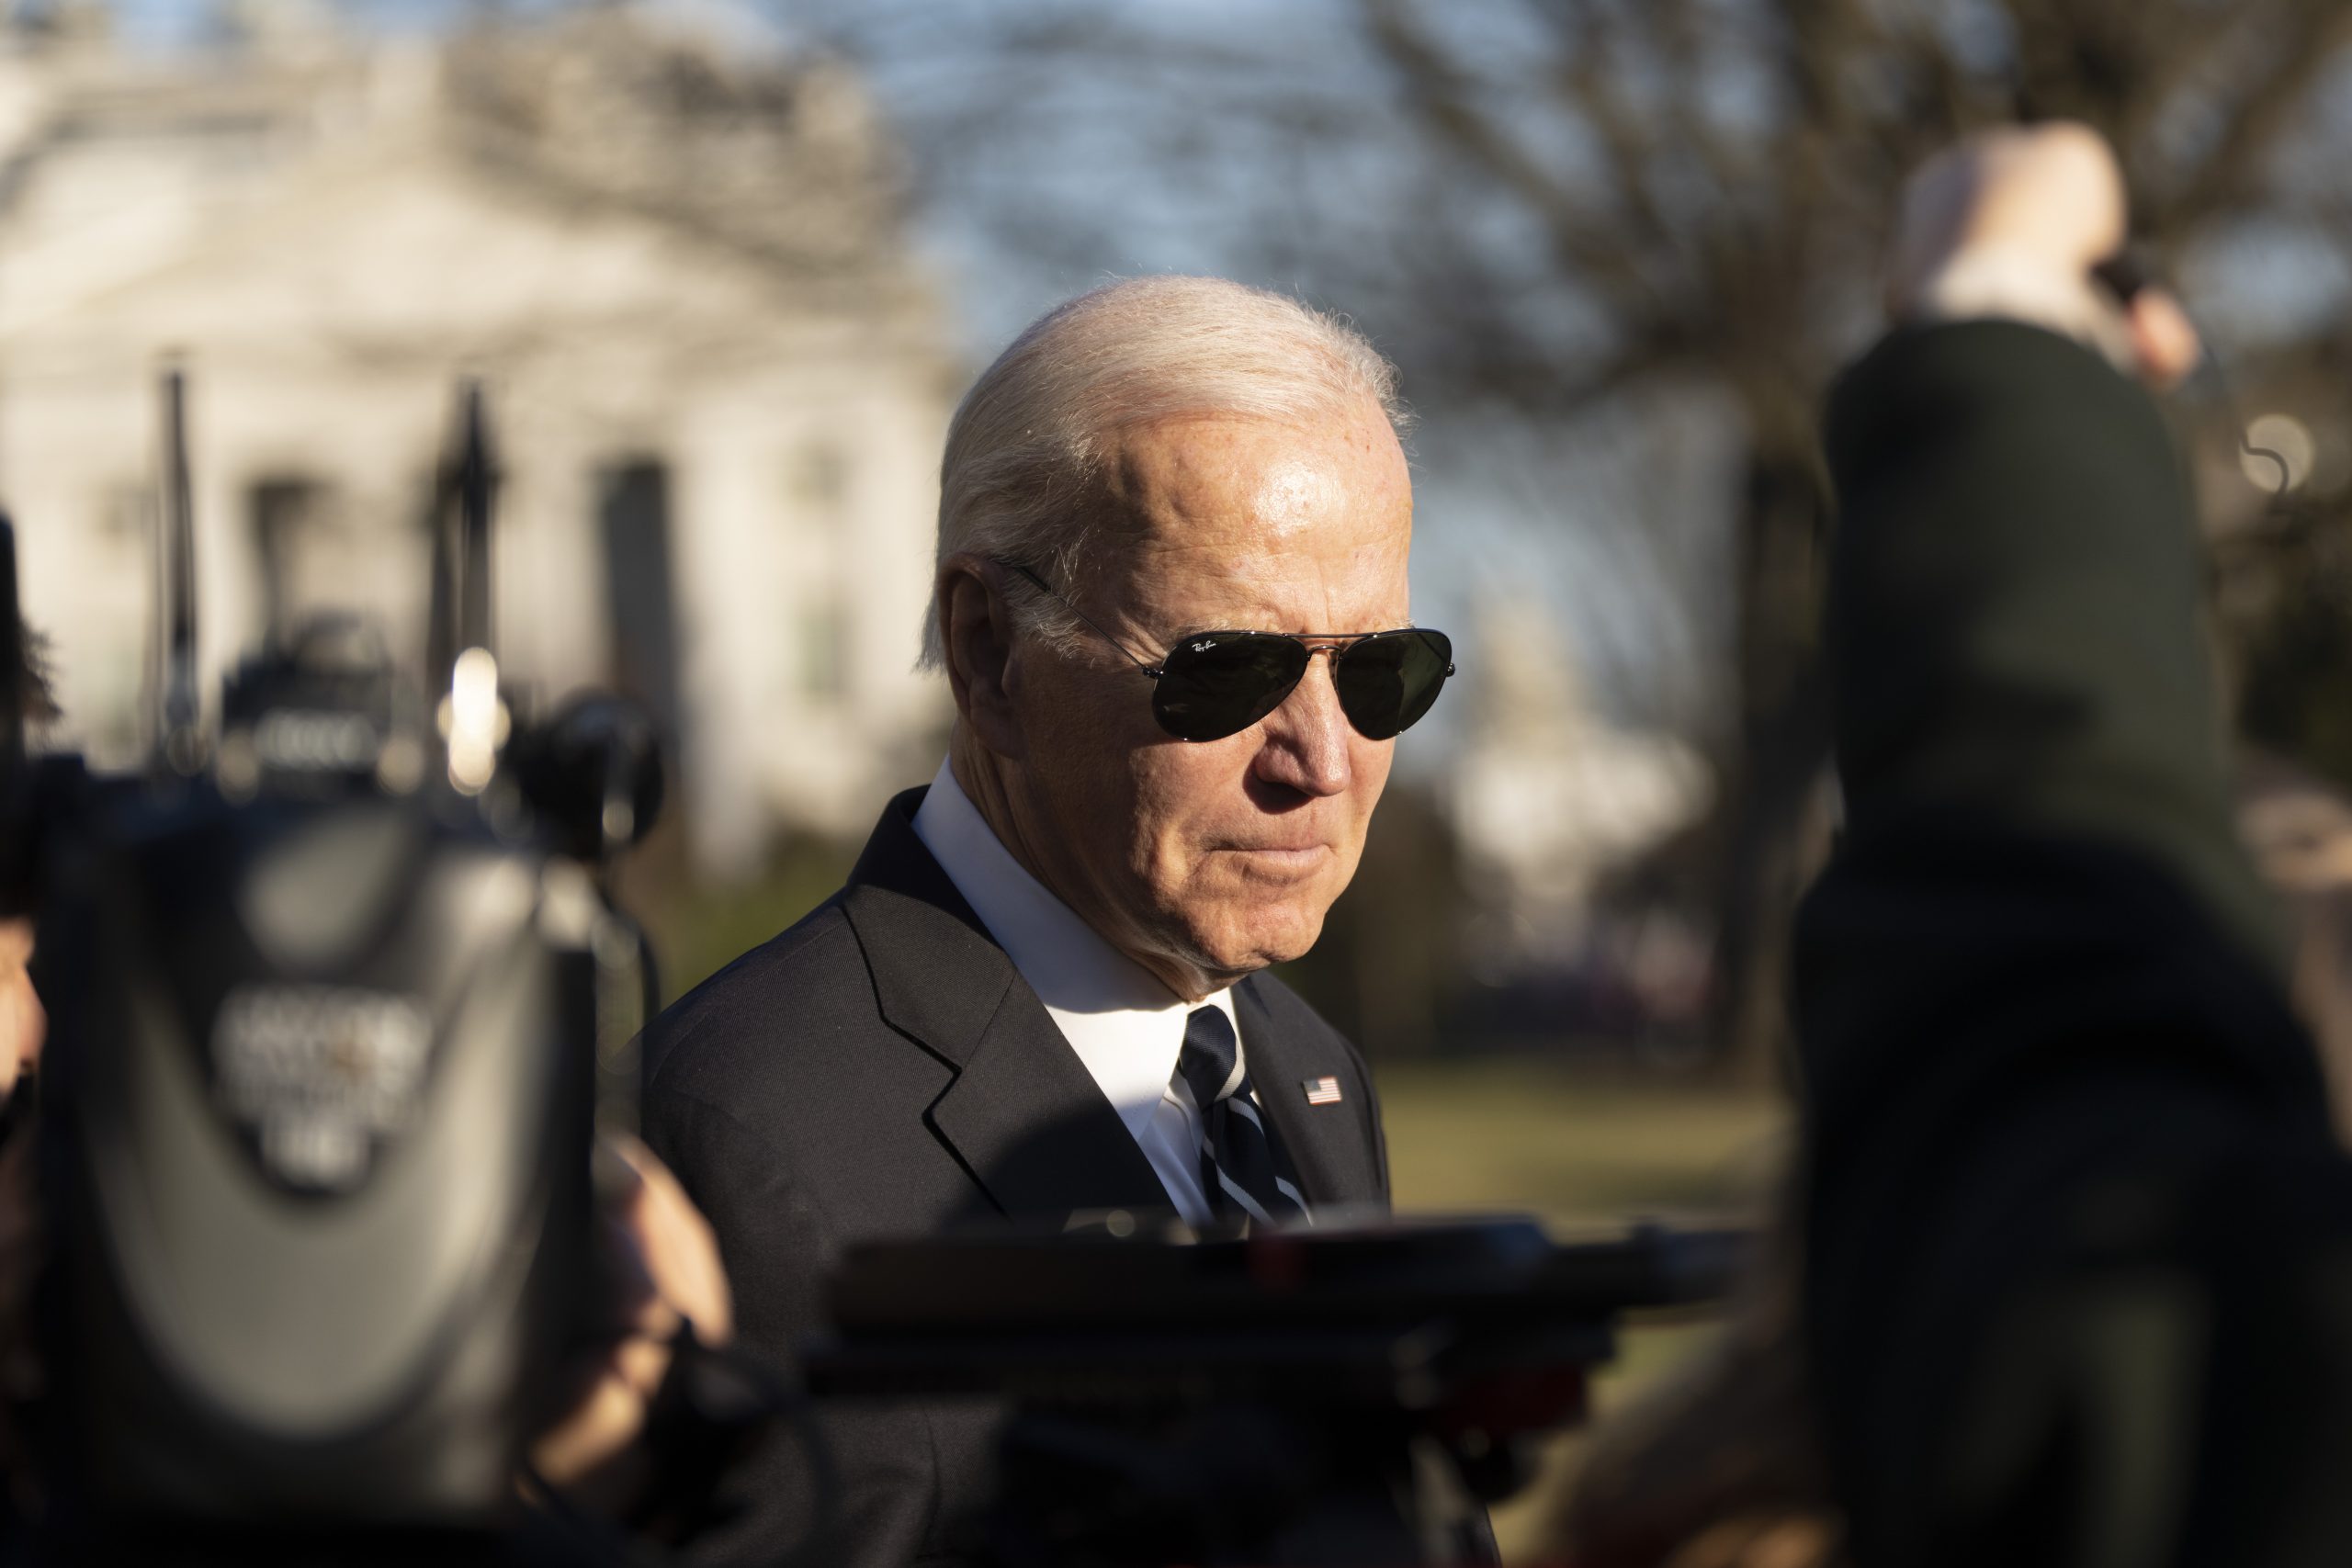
(0, 373, 663, 1560)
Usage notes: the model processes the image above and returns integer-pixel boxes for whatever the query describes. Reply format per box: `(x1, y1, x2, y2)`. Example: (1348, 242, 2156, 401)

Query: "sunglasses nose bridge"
(1258, 637, 1385, 739)
(1244, 640, 1343, 724)
(1273, 643, 1352, 728)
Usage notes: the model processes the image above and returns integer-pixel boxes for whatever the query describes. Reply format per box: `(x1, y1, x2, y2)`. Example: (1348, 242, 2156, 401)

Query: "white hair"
(920, 275, 1409, 668)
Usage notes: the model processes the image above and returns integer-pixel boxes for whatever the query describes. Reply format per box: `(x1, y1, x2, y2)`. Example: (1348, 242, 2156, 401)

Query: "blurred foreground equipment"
(810, 1217, 1744, 1567)
(0, 373, 663, 1562)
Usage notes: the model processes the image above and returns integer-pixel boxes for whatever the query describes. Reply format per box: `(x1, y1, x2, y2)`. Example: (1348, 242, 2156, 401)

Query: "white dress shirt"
(910, 758, 1238, 1224)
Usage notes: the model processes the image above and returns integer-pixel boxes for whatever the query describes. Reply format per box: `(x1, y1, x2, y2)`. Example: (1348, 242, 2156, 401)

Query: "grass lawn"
(1376, 1058, 1790, 1226)
(1372, 1059, 1792, 1562)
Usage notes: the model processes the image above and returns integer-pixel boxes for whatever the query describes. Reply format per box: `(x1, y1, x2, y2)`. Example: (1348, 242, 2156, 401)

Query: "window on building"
(249, 475, 337, 646)
(102, 482, 151, 547)
(799, 598, 847, 705)
(595, 458, 684, 749)
(788, 441, 854, 707)
(790, 442, 849, 514)
(86, 483, 155, 759)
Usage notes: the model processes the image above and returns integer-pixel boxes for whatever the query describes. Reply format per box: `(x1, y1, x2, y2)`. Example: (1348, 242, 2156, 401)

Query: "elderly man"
(640, 276, 1453, 1564)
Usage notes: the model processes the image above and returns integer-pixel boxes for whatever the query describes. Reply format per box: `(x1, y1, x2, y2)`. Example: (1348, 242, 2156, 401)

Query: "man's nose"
(1252, 651, 1352, 798)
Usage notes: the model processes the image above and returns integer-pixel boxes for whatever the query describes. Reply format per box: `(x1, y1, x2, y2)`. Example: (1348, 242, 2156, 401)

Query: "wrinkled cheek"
(1123, 827, 1197, 925)
(1163, 851, 1263, 937)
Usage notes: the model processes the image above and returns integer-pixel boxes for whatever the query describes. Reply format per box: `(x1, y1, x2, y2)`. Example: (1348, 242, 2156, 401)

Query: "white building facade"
(0, 4, 957, 873)
(1450, 596, 1714, 973)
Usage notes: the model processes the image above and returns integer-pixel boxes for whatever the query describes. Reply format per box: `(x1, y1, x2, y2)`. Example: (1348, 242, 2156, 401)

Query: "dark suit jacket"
(1799, 321, 2352, 1566)
(641, 785, 1390, 1566)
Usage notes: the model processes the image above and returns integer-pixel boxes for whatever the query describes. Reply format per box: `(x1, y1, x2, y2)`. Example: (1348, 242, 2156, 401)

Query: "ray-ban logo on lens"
(1302, 1076, 1342, 1106)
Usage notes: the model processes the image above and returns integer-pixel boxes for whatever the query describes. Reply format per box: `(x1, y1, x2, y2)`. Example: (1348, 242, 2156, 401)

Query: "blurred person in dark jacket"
(1555, 122, 2352, 1568)
(1792, 121, 2343, 1568)
(640, 275, 1455, 1566)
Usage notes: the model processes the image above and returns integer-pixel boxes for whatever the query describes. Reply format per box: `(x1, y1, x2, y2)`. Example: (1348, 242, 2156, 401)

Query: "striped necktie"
(1175, 1005, 1308, 1227)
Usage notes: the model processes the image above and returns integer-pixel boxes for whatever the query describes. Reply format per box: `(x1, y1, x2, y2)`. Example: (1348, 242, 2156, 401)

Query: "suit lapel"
(926, 984, 1171, 1218)
(1234, 976, 1375, 1210)
(842, 789, 1169, 1221)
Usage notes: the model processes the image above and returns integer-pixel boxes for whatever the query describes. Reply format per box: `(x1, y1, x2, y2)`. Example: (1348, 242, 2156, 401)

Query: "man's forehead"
(1087, 410, 1414, 635)
(1098, 406, 1410, 542)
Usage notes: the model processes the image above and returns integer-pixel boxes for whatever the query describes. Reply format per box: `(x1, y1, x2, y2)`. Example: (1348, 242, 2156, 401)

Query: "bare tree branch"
(1357, 0, 1672, 321)
(2142, 0, 2352, 243)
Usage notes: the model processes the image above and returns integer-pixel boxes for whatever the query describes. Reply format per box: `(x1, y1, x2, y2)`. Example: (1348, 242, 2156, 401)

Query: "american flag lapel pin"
(1302, 1076, 1343, 1106)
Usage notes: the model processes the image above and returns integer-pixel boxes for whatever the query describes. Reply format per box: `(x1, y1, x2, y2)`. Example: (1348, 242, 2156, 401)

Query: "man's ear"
(936, 556, 1026, 761)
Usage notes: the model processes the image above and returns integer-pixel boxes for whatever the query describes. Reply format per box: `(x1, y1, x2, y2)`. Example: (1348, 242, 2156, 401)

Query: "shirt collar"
(910, 759, 1238, 1136)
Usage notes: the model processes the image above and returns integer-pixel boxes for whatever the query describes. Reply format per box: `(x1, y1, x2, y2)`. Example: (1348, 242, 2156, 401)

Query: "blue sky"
(114, 0, 578, 48)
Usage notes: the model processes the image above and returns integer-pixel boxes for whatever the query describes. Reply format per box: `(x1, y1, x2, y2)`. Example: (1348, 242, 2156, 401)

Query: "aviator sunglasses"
(996, 559, 1456, 743)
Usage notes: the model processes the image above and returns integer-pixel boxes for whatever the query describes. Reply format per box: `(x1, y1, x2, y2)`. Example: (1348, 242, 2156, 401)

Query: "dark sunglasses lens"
(1334, 631, 1453, 740)
(1153, 634, 1311, 741)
